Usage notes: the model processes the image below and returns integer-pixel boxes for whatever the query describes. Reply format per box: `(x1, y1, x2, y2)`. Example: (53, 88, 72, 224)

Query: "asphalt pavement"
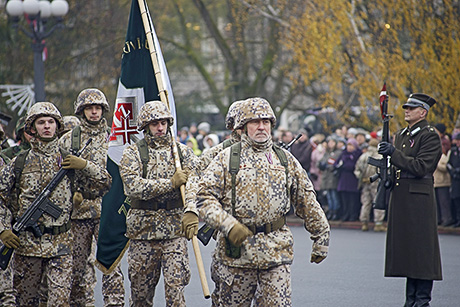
(95, 223, 460, 306)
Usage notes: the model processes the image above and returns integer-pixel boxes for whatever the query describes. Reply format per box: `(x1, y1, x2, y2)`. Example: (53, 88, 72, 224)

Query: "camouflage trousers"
(359, 184, 385, 223)
(212, 260, 292, 307)
(71, 219, 125, 307)
(128, 237, 191, 306)
(14, 253, 72, 306)
(0, 258, 16, 307)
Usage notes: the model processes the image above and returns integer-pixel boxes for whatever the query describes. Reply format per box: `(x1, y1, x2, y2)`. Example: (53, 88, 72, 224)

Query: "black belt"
(396, 170, 433, 180)
(245, 216, 286, 234)
(33, 220, 71, 235)
(130, 198, 183, 210)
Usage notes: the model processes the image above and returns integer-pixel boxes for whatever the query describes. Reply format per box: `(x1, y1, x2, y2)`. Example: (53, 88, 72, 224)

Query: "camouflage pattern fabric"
(70, 219, 125, 307)
(0, 263, 16, 306)
(0, 137, 110, 257)
(128, 238, 190, 306)
(74, 88, 110, 114)
(59, 118, 110, 220)
(119, 127, 199, 305)
(59, 116, 124, 306)
(197, 133, 330, 270)
(233, 97, 276, 130)
(14, 253, 72, 306)
(212, 260, 292, 307)
(119, 133, 199, 240)
(136, 101, 174, 131)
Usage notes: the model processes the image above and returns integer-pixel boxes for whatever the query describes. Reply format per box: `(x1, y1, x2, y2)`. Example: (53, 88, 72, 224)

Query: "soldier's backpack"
(136, 138, 184, 178)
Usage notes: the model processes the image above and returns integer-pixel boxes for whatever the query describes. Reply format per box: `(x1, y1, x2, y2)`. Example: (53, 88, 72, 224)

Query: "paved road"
(95, 226, 460, 306)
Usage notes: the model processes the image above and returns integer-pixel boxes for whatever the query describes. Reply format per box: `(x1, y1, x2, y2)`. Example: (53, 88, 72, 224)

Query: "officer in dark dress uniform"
(378, 93, 442, 307)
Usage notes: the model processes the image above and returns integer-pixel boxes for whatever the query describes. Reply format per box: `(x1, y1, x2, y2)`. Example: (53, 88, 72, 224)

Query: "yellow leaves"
(284, 0, 460, 130)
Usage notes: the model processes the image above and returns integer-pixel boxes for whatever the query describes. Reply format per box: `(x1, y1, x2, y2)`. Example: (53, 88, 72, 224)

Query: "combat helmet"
(225, 100, 244, 130)
(24, 102, 63, 135)
(62, 115, 81, 134)
(74, 88, 110, 115)
(137, 100, 173, 131)
(234, 97, 276, 130)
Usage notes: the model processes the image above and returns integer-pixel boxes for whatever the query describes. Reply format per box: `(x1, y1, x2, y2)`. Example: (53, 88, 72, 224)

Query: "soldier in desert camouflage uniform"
(0, 125, 16, 307)
(0, 102, 112, 306)
(119, 100, 200, 306)
(59, 89, 125, 307)
(181, 99, 244, 306)
(196, 97, 330, 306)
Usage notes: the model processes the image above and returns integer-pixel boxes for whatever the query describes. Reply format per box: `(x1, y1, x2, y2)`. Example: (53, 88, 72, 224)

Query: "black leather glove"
(378, 141, 395, 156)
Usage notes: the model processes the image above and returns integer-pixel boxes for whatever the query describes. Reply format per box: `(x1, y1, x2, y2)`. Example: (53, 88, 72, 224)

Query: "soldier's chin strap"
(35, 134, 58, 143)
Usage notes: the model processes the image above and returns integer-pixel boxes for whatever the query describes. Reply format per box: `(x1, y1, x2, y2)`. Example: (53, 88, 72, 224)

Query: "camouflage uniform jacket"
(185, 132, 240, 214)
(0, 138, 111, 258)
(120, 132, 200, 240)
(354, 145, 381, 189)
(59, 118, 110, 219)
(196, 134, 330, 269)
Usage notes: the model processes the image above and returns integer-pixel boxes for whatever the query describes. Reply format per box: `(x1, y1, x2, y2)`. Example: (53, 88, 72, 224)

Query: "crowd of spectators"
(175, 120, 460, 232)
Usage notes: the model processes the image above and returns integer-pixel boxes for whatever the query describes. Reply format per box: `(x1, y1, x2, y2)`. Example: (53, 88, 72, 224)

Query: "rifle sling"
(26, 220, 72, 236)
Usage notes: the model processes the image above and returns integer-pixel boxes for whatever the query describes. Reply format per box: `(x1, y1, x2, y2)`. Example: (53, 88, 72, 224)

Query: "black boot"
(404, 278, 416, 307)
(414, 279, 433, 307)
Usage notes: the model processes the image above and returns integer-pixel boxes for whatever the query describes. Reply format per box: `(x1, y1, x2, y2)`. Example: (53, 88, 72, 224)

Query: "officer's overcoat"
(385, 119, 442, 280)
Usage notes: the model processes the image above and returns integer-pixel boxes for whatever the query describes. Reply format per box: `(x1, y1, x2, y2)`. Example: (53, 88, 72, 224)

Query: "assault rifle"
(367, 83, 392, 210)
(197, 134, 301, 246)
(0, 138, 92, 270)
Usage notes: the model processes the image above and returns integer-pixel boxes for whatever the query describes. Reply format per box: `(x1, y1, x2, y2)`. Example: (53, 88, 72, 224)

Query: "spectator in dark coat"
(334, 138, 362, 221)
(290, 129, 313, 174)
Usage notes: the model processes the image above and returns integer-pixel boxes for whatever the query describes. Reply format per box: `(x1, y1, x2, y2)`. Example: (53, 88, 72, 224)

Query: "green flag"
(96, 0, 176, 273)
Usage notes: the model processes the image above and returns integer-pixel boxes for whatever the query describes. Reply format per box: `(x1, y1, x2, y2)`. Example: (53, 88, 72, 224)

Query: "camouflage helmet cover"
(74, 88, 110, 115)
(234, 97, 276, 130)
(137, 100, 174, 131)
(225, 100, 244, 130)
(62, 115, 81, 133)
(24, 102, 63, 135)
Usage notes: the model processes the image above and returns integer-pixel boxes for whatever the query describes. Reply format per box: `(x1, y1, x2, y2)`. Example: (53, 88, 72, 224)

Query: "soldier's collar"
(401, 120, 428, 136)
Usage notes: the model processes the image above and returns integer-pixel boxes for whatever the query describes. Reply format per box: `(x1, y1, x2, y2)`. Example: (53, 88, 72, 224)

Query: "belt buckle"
(255, 225, 264, 234)
(396, 170, 401, 180)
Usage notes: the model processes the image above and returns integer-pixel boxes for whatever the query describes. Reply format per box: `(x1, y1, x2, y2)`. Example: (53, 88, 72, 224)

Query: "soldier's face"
(404, 106, 426, 125)
(246, 119, 271, 143)
(31, 116, 57, 138)
(148, 119, 168, 136)
(83, 105, 103, 122)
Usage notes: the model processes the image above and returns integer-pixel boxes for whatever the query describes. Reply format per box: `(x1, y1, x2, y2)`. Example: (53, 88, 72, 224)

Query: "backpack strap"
(136, 139, 149, 178)
(222, 138, 233, 149)
(272, 145, 290, 200)
(229, 142, 241, 215)
(14, 149, 30, 199)
(71, 126, 81, 155)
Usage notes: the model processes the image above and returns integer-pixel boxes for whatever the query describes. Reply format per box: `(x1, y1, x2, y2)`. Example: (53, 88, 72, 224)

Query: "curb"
(286, 216, 460, 236)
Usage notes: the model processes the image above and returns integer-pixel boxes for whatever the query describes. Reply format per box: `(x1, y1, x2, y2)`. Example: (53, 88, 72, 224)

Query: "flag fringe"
(95, 240, 130, 275)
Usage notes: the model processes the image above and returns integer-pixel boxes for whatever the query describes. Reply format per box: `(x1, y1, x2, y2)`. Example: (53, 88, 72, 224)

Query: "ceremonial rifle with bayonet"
(0, 139, 92, 270)
(197, 133, 302, 246)
(367, 83, 392, 210)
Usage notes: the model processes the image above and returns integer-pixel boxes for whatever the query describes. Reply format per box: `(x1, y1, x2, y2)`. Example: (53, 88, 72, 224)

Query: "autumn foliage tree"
(286, 0, 460, 132)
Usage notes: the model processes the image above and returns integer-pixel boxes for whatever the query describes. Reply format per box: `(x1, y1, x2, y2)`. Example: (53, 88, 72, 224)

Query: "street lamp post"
(5, 0, 69, 102)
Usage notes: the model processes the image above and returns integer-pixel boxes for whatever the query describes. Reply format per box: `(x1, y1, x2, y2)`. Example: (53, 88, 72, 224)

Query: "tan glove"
(181, 212, 199, 240)
(310, 253, 326, 264)
(62, 155, 87, 170)
(228, 223, 253, 247)
(171, 169, 188, 189)
(0, 230, 20, 249)
(73, 191, 84, 207)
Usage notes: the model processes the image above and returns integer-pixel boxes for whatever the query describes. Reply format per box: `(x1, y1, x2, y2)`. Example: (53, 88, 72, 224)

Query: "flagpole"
(137, 0, 210, 299)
